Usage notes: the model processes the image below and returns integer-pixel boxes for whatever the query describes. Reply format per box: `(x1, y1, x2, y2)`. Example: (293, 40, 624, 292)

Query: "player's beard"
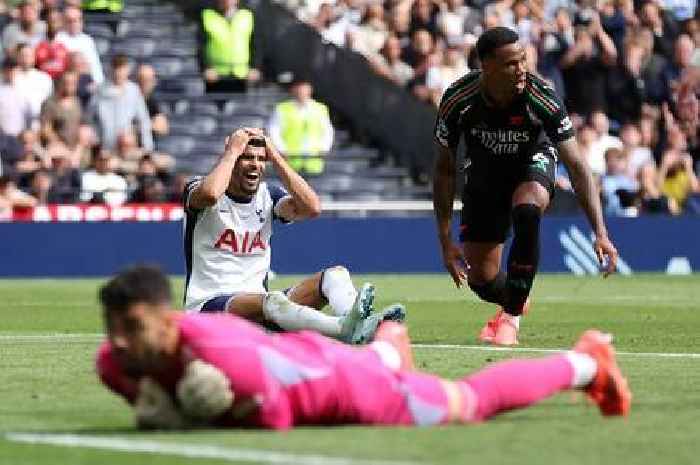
(239, 175, 260, 195)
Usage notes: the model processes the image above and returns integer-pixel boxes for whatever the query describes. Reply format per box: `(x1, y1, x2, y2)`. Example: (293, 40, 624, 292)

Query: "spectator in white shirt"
(80, 148, 127, 205)
(15, 43, 53, 128)
(587, 110, 624, 176)
(56, 5, 104, 85)
(0, 57, 32, 137)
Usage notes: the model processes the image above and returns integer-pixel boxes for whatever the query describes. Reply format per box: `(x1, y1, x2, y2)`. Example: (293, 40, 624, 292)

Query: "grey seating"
(147, 57, 199, 78)
(157, 77, 204, 96)
(156, 135, 196, 156)
(94, 37, 111, 55)
(169, 115, 218, 136)
(111, 37, 157, 58)
(83, 0, 418, 204)
(190, 101, 221, 117)
(222, 100, 270, 117)
(84, 23, 114, 39)
(218, 116, 266, 134)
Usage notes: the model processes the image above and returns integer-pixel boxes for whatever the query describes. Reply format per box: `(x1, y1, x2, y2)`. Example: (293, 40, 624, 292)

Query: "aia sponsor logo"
(214, 228, 266, 254)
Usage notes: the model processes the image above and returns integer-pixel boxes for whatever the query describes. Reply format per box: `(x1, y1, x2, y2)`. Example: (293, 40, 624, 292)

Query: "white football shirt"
(182, 178, 290, 311)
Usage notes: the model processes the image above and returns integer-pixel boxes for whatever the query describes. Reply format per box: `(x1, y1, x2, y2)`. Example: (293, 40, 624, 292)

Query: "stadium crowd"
(289, 0, 700, 215)
(0, 0, 699, 217)
(0, 0, 179, 220)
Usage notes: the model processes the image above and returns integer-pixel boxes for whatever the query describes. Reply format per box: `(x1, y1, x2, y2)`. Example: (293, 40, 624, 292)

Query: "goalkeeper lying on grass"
(97, 265, 631, 430)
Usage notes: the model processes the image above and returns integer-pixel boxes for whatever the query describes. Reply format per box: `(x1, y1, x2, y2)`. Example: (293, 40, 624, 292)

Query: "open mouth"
(244, 172, 260, 182)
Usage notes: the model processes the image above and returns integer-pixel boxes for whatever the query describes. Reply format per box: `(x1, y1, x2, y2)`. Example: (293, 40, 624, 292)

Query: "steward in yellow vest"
(200, 0, 260, 93)
(269, 80, 334, 175)
(82, 0, 123, 13)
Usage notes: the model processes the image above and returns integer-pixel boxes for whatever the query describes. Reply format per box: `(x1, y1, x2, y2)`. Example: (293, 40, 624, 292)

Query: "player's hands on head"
(593, 235, 618, 277)
(441, 242, 468, 287)
(224, 127, 263, 156)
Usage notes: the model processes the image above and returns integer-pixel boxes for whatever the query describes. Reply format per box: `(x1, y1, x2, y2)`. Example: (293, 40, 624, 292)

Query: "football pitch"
(1, 273, 699, 465)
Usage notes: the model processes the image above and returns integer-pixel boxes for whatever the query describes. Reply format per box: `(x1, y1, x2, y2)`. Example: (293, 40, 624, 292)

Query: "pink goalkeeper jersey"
(97, 312, 476, 429)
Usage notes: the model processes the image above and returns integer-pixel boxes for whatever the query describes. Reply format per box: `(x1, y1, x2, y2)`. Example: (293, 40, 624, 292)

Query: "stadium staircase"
(84, 0, 432, 202)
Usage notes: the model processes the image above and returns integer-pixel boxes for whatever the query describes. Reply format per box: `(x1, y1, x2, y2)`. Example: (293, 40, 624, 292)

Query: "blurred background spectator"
(87, 54, 152, 152)
(0, 56, 31, 138)
(80, 148, 127, 205)
(200, 0, 261, 92)
(1, 1, 45, 59)
(0, 174, 36, 220)
(15, 42, 53, 128)
(66, 50, 95, 107)
(34, 7, 68, 79)
(40, 69, 82, 155)
(81, 0, 123, 14)
(56, 5, 104, 85)
(136, 63, 169, 139)
(0, 0, 696, 217)
(268, 78, 334, 175)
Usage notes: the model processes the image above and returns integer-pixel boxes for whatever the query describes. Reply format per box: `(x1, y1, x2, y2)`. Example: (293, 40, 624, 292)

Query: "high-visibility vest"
(276, 100, 329, 174)
(201, 8, 253, 80)
(82, 0, 123, 12)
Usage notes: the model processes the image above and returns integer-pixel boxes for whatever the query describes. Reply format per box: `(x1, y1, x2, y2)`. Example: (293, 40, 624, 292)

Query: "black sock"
(505, 204, 541, 315)
(468, 272, 507, 306)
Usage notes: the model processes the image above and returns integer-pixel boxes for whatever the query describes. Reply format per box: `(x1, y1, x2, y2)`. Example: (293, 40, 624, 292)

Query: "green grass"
(1, 274, 699, 465)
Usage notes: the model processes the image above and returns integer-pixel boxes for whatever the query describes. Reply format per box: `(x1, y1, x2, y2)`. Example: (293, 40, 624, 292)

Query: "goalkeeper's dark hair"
(100, 264, 172, 315)
(476, 27, 519, 61)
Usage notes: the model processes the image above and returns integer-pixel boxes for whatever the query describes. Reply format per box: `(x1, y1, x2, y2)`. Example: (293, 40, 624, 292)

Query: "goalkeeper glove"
(134, 377, 187, 430)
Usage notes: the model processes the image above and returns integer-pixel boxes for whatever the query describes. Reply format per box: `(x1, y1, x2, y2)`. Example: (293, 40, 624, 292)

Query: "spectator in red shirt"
(35, 8, 68, 80)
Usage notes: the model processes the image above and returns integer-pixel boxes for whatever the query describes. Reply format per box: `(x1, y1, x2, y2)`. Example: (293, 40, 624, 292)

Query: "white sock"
(565, 352, 598, 388)
(321, 266, 357, 317)
(501, 313, 521, 329)
(370, 341, 402, 371)
(263, 292, 342, 337)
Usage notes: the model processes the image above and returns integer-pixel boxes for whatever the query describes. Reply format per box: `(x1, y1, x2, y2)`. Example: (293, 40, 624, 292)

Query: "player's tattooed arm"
(557, 137, 618, 276)
(189, 128, 257, 209)
(433, 144, 456, 244)
(264, 136, 321, 220)
(433, 144, 467, 287)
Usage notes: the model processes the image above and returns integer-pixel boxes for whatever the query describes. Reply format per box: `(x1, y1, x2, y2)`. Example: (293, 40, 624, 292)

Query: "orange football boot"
(478, 298, 530, 344)
(573, 330, 632, 416)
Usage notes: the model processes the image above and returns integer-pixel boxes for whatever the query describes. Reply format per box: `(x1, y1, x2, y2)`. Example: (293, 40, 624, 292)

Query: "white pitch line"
(4, 433, 423, 465)
(412, 344, 700, 359)
(0, 333, 103, 341)
(1, 334, 699, 359)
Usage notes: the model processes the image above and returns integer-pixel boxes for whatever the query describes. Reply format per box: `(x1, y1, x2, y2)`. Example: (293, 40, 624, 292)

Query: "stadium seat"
(156, 77, 205, 97)
(310, 175, 354, 193)
(221, 100, 269, 117)
(111, 38, 156, 58)
(169, 115, 218, 136)
(218, 116, 266, 134)
(323, 159, 363, 175)
(192, 140, 225, 157)
(94, 37, 111, 56)
(190, 102, 221, 117)
(84, 23, 114, 39)
(156, 135, 196, 157)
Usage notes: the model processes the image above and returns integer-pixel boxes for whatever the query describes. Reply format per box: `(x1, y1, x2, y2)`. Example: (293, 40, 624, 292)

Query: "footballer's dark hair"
(99, 264, 172, 315)
(476, 27, 519, 61)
